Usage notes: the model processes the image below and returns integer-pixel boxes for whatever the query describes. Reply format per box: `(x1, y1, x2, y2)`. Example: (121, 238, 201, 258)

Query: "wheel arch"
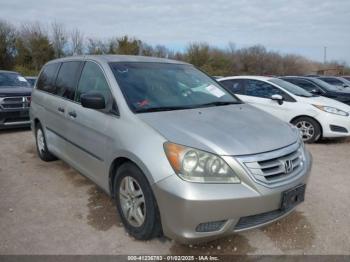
(108, 155, 154, 198)
(290, 115, 323, 137)
(33, 118, 41, 128)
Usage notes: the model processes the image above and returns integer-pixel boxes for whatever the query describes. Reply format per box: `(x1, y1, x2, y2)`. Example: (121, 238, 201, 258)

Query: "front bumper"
(318, 113, 350, 138)
(0, 109, 30, 129)
(152, 151, 312, 243)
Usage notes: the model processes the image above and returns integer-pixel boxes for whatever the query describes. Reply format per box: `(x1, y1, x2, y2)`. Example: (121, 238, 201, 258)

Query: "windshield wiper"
(195, 101, 241, 108)
(135, 106, 192, 113)
(135, 101, 241, 113)
(296, 94, 312, 98)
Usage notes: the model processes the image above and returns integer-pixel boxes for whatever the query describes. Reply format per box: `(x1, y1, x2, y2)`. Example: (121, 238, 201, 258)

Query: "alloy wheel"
(295, 120, 315, 141)
(119, 176, 146, 227)
(37, 128, 45, 154)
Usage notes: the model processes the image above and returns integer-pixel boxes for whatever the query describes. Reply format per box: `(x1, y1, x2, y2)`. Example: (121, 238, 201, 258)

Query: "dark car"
(25, 76, 38, 87)
(342, 76, 350, 81)
(317, 76, 350, 88)
(280, 76, 350, 105)
(0, 70, 32, 129)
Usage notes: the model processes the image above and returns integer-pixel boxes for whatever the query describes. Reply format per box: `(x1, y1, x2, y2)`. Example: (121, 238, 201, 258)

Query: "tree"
(185, 42, 210, 68)
(87, 38, 107, 54)
(153, 45, 169, 58)
(15, 23, 55, 73)
(0, 20, 17, 70)
(51, 21, 67, 58)
(116, 36, 141, 55)
(70, 28, 84, 55)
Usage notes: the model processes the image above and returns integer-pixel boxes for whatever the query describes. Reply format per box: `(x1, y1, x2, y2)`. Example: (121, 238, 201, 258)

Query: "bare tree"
(70, 28, 84, 55)
(87, 38, 107, 55)
(186, 42, 210, 67)
(153, 45, 168, 58)
(51, 21, 67, 58)
(0, 20, 17, 69)
(16, 22, 54, 72)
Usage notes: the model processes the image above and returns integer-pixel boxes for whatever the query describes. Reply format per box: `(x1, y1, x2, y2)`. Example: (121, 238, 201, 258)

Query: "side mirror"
(311, 89, 321, 95)
(81, 92, 106, 110)
(271, 94, 284, 105)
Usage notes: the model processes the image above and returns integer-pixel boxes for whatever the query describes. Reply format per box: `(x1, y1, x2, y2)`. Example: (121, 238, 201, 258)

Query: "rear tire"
(35, 123, 57, 161)
(291, 117, 321, 143)
(114, 162, 162, 240)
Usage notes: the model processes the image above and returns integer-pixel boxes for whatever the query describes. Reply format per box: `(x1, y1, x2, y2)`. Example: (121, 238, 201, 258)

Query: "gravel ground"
(0, 129, 349, 255)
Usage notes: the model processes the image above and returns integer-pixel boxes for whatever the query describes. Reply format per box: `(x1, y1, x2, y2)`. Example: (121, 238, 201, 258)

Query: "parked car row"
(218, 76, 350, 143)
(280, 76, 350, 105)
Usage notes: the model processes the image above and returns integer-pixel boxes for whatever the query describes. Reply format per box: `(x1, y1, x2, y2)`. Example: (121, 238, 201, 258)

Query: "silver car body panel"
(138, 104, 299, 156)
(30, 55, 312, 243)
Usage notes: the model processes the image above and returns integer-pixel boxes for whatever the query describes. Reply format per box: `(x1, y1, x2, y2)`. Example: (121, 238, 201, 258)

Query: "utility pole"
(323, 46, 327, 64)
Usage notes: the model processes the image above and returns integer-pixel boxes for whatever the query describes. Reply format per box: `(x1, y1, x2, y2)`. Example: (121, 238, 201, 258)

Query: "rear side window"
(55, 61, 83, 100)
(220, 79, 245, 94)
(245, 80, 285, 98)
(290, 79, 318, 92)
(320, 78, 343, 85)
(37, 63, 60, 93)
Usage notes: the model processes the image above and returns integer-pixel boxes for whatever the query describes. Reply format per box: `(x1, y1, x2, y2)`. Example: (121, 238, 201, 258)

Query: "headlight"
(313, 104, 349, 116)
(164, 142, 240, 183)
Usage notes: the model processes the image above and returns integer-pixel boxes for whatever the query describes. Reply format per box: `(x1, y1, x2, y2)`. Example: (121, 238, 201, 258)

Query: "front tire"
(114, 162, 162, 240)
(291, 117, 321, 143)
(35, 123, 57, 161)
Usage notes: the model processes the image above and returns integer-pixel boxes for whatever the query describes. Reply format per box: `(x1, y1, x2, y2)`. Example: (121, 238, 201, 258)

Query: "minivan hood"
(138, 104, 298, 156)
(0, 86, 32, 97)
(298, 95, 350, 112)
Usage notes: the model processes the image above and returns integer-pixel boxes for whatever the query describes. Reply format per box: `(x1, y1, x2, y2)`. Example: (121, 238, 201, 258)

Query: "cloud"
(1, 0, 349, 63)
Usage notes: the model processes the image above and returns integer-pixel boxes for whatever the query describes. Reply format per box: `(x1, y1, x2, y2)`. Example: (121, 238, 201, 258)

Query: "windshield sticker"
(206, 85, 225, 97)
(17, 76, 27, 82)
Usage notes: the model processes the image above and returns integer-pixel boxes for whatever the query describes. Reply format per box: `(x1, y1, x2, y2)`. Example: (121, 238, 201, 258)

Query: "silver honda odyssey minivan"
(30, 55, 312, 243)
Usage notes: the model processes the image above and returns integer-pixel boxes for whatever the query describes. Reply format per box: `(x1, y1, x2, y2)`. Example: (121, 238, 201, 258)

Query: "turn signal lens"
(164, 142, 185, 173)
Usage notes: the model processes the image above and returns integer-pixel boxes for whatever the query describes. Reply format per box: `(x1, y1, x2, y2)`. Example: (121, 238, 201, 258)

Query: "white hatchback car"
(219, 76, 350, 143)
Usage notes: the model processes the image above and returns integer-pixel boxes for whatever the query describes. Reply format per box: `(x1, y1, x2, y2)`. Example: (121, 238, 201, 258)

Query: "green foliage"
(108, 36, 141, 55)
(13, 65, 38, 76)
(185, 42, 210, 67)
(15, 24, 55, 72)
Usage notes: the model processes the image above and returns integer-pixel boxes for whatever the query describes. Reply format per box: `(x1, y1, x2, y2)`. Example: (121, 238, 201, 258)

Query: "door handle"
(68, 111, 77, 118)
(58, 107, 65, 113)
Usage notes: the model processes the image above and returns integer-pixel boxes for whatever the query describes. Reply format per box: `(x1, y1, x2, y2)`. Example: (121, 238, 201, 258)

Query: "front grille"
(237, 143, 305, 187)
(0, 96, 31, 110)
(234, 209, 288, 231)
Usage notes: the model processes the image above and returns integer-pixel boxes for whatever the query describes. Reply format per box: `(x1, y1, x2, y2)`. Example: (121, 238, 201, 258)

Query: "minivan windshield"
(109, 62, 241, 113)
(0, 72, 30, 87)
(268, 78, 313, 97)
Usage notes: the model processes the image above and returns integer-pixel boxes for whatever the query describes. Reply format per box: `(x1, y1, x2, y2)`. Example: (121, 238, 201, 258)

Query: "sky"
(0, 0, 349, 64)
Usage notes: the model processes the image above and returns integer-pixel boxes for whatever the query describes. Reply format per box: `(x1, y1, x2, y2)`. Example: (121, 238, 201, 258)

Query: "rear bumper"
(0, 109, 30, 129)
(152, 151, 312, 244)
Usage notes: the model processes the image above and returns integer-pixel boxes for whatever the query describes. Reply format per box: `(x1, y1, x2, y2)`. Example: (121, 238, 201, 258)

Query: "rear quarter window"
(37, 63, 60, 93)
(55, 61, 83, 100)
(220, 79, 245, 94)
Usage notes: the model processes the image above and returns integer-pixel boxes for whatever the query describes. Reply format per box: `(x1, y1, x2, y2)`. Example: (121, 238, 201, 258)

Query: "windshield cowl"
(134, 101, 242, 113)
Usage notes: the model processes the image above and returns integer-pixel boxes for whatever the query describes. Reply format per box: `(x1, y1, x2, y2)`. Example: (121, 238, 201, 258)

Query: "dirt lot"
(0, 129, 349, 255)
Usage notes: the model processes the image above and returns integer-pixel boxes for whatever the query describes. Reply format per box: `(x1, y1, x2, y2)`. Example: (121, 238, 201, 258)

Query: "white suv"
(219, 76, 350, 143)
